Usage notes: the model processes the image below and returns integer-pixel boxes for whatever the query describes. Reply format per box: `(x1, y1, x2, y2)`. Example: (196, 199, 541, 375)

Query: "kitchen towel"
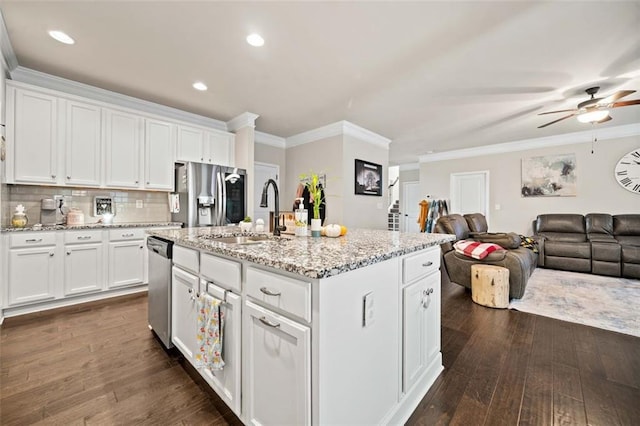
(195, 293, 225, 371)
(168, 193, 180, 213)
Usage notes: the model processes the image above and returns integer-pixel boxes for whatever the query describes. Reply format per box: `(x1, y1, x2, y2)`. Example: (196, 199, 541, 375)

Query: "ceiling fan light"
(577, 110, 609, 123)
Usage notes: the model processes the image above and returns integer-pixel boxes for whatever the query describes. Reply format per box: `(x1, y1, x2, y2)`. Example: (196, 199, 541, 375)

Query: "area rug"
(509, 268, 640, 337)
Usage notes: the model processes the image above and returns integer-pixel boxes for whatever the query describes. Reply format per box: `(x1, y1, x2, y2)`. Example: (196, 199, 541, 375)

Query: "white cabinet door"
(10, 88, 58, 184)
(171, 266, 200, 365)
(108, 240, 145, 288)
(402, 272, 440, 392)
(176, 125, 204, 163)
(145, 119, 174, 190)
(243, 301, 311, 426)
(204, 130, 233, 166)
(65, 100, 102, 186)
(64, 243, 104, 296)
(104, 109, 142, 188)
(8, 247, 57, 305)
(202, 288, 242, 417)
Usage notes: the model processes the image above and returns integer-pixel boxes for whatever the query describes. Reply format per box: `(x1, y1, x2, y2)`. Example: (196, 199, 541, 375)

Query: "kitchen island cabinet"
(150, 227, 456, 425)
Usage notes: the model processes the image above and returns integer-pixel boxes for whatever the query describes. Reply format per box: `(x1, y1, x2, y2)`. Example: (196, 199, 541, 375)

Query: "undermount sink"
(213, 235, 272, 245)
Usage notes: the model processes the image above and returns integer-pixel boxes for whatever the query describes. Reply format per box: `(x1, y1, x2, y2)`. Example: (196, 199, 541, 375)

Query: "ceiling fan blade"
(578, 97, 603, 109)
(599, 90, 636, 104)
(538, 108, 578, 115)
(597, 116, 613, 124)
(610, 99, 640, 108)
(538, 113, 576, 128)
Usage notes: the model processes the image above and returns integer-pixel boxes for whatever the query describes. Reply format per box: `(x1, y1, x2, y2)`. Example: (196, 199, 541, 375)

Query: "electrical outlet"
(362, 292, 375, 327)
(136, 200, 143, 208)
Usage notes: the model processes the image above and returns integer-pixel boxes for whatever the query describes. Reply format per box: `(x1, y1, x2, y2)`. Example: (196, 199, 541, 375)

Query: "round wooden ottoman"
(471, 264, 509, 308)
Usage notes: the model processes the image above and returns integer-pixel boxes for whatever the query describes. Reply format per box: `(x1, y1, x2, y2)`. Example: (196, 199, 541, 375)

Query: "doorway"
(450, 171, 490, 222)
(253, 162, 279, 227)
(402, 181, 421, 233)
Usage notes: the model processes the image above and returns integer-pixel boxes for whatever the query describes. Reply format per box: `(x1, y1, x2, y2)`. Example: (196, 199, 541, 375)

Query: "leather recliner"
(434, 214, 538, 299)
(534, 213, 640, 279)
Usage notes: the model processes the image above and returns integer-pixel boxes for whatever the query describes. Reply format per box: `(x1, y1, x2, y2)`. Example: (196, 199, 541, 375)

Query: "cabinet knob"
(49, 252, 54, 257)
(51, 174, 56, 179)
(139, 246, 143, 249)
(200, 157, 204, 161)
(208, 158, 211, 162)
(135, 180, 139, 184)
(66, 251, 71, 255)
(146, 181, 150, 185)
(66, 176, 71, 179)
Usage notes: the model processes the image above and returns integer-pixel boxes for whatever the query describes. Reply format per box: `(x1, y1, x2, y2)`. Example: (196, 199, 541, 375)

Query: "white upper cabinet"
(205, 130, 234, 167)
(177, 125, 234, 166)
(65, 100, 102, 187)
(145, 119, 175, 190)
(8, 86, 58, 184)
(176, 125, 204, 163)
(104, 108, 142, 188)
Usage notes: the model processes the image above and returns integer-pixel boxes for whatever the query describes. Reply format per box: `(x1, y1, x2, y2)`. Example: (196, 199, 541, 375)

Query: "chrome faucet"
(260, 179, 286, 236)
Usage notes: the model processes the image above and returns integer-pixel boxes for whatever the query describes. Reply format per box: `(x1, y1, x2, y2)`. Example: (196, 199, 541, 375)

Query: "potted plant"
(301, 172, 324, 237)
(240, 215, 252, 232)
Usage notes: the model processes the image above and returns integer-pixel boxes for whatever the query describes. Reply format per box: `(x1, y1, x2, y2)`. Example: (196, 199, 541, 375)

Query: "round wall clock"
(614, 148, 640, 194)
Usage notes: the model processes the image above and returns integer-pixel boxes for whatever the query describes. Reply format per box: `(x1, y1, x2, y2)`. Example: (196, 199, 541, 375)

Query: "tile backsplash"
(3, 185, 170, 226)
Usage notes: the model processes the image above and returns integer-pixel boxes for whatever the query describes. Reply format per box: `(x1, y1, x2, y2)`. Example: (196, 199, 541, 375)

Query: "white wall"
(342, 135, 388, 229)
(420, 135, 640, 234)
(286, 135, 343, 222)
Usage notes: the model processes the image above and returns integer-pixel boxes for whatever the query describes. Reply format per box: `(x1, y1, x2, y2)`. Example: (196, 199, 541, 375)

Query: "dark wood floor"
(1, 279, 638, 425)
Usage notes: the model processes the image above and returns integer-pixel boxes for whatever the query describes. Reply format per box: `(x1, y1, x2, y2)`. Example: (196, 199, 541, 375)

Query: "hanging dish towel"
(195, 293, 225, 371)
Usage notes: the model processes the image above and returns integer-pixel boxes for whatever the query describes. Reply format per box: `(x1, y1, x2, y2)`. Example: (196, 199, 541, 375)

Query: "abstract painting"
(521, 154, 576, 197)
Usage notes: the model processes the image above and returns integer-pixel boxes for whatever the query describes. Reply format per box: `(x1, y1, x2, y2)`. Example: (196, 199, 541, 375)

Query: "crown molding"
(255, 131, 286, 148)
(10, 66, 229, 131)
(286, 120, 390, 149)
(227, 112, 259, 132)
(419, 123, 640, 163)
(0, 10, 18, 72)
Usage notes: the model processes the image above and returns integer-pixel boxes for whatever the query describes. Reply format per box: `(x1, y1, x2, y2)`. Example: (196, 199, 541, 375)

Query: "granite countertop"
(1, 222, 183, 233)
(149, 226, 456, 279)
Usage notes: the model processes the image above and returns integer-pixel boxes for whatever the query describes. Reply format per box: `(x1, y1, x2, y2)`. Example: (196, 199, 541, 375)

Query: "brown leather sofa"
(434, 214, 538, 299)
(534, 213, 640, 279)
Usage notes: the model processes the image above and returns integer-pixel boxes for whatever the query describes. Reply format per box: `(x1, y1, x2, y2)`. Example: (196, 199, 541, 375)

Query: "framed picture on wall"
(355, 159, 382, 196)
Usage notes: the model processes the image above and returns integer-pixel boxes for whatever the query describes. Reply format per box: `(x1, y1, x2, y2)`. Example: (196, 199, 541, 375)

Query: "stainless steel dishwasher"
(147, 236, 174, 349)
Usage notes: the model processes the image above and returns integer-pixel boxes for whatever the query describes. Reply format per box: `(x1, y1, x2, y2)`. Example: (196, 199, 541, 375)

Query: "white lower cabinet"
(8, 246, 57, 305)
(108, 240, 145, 288)
(243, 300, 311, 426)
(201, 282, 242, 417)
(64, 243, 104, 296)
(402, 271, 441, 392)
(171, 266, 200, 365)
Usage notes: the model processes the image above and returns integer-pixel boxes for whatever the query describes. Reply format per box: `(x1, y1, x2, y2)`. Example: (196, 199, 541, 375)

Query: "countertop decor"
(149, 227, 456, 279)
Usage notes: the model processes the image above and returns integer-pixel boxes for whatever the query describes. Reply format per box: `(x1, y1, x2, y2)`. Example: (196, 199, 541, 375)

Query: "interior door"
(402, 181, 421, 233)
(450, 171, 489, 220)
(254, 162, 279, 227)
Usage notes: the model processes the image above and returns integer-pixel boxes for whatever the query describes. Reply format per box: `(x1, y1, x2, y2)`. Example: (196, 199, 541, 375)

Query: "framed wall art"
(355, 159, 382, 196)
(521, 154, 576, 197)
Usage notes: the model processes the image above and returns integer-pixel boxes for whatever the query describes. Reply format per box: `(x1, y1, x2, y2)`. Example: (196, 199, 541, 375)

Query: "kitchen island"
(149, 227, 455, 425)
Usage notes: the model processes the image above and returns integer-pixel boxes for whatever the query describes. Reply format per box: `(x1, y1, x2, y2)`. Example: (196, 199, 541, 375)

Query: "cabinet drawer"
(9, 232, 56, 248)
(246, 267, 311, 322)
(109, 228, 145, 241)
(403, 248, 440, 284)
(200, 253, 241, 293)
(173, 245, 199, 275)
(64, 229, 103, 244)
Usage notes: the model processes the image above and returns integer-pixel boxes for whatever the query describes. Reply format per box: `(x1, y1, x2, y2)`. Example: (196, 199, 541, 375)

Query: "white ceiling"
(1, 1, 639, 165)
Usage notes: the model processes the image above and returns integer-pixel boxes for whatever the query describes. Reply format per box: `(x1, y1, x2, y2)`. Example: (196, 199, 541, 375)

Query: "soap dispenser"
(294, 197, 308, 237)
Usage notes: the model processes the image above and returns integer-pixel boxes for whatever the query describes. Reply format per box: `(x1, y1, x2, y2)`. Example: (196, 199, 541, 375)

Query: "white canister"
(66, 208, 85, 226)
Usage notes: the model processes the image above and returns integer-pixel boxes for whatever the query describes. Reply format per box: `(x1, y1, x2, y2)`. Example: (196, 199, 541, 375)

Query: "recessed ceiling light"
(192, 82, 208, 91)
(246, 33, 265, 47)
(48, 30, 75, 45)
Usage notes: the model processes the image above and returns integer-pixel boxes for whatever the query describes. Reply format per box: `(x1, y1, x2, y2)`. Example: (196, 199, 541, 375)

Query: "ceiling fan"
(537, 86, 640, 128)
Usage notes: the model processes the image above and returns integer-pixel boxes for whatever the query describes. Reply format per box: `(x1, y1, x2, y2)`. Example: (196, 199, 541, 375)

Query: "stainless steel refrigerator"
(171, 162, 247, 227)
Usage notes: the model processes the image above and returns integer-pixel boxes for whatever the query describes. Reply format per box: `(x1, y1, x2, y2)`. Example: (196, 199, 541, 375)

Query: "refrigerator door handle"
(221, 171, 227, 224)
